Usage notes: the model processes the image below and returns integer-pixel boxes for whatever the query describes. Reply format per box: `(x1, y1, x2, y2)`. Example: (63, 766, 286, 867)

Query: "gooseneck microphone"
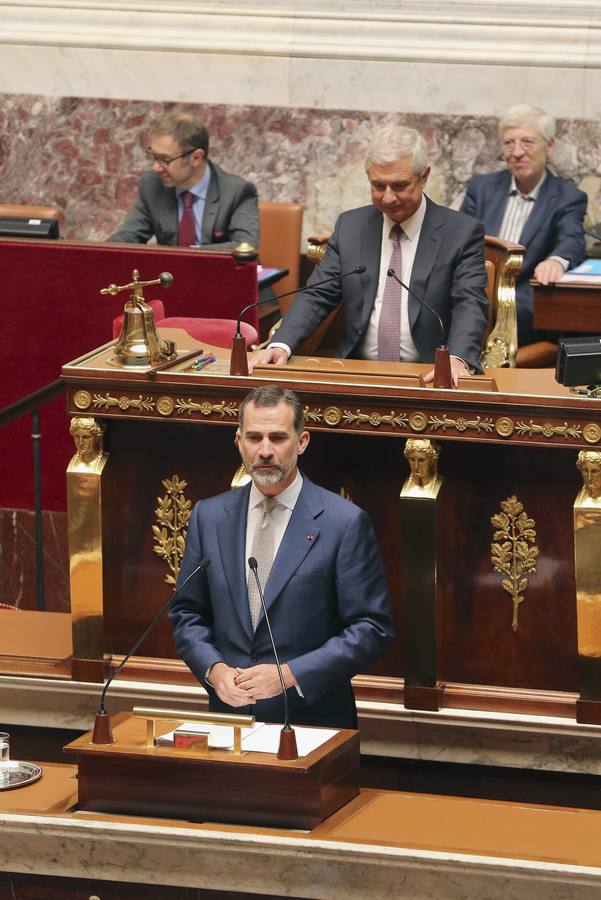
(248, 556, 298, 760)
(387, 268, 453, 388)
(92, 556, 211, 744)
(230, 265, 367, 375)
(387, 268, 446, 347)
(236, 265, 367, 337)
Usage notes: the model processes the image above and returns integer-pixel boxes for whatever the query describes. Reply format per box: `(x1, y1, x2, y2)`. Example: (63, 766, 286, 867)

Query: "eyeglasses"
(144, 147, 197, 168)
(502, 138, 542, 154)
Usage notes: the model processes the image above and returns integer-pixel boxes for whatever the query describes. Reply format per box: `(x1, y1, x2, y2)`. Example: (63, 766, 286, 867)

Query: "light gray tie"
(377, 223, 403, 361)
(248, 497, 278, 630)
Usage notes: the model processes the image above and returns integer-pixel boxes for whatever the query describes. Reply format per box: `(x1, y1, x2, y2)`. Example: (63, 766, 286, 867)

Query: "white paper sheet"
(157, 721, 337, 756)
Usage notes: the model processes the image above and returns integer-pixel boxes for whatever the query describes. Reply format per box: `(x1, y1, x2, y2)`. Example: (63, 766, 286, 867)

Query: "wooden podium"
(64, 712, 359, 828)
(60, 333, 601, 723)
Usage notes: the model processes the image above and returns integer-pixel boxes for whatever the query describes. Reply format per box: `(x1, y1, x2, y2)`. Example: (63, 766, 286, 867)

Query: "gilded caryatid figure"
(574, 450, 601, 711)
(401, 438, 442, 498)
(68, 417, 108, 474)
(576, 450, 601, 507)
(66, 415, 109, 669)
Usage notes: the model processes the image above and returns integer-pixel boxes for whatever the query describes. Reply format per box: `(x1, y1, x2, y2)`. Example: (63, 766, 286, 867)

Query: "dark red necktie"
(178, 190, 196, 246)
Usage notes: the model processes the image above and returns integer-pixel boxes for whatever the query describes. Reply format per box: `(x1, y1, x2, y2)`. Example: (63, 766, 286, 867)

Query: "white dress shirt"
(357, 195, 428, 361)
(245, 470, 303, 573)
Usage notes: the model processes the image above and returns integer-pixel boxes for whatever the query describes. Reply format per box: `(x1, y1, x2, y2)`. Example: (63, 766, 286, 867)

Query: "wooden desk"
(533, 279, 601, 332)
(59, 334, 601, 724)
(64, 712, 359, 828)
(2, 762, 601, 899)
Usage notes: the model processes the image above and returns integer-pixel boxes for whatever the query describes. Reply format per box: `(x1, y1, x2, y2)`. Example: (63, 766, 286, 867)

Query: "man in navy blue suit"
(461, 104, 587, 347)
(169, 385, 394, 729)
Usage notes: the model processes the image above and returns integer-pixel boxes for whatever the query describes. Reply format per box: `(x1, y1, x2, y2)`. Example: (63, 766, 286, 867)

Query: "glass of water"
(0, 732, 9, 785)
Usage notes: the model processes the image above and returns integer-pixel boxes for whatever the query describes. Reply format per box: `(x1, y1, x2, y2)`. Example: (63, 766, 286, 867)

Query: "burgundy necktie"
(377, 224, 402, 361)
(178, 190, 196, 246)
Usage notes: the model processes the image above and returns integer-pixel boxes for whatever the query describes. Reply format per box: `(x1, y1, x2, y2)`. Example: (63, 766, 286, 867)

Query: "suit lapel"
(201, 162, 219, 244)
(519, 170, 556, 247)
(360, 208, 383, 322)
(258, 478, 322, 622)
(487, 171, 512, 236)
(160, 187, 179, 245)
(409, 197, 443, 329)
(217, 484, 253, 638)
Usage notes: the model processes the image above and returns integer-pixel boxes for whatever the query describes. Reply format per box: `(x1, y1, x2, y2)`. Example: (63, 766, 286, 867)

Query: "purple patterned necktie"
(178, 190, 196, 246)
(377, 224, 402, 361)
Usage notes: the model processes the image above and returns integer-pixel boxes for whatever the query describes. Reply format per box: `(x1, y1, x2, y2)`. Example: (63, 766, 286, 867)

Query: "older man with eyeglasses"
(461, 104, 587, 349)
(108, 112, 259, 250)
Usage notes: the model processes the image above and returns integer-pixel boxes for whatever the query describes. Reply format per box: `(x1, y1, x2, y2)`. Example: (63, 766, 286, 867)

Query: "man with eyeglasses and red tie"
(460, 104, 587, 350)
(108, 112, 259, 250)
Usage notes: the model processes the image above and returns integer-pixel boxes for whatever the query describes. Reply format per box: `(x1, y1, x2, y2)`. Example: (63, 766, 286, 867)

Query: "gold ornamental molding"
(343, 409, 409, 429)
(490, 495, 539, 633)
(583, 423, 601, 444)
(92, 393, 155, 412)
(428, 414, 494, 434)
(157, 396, 175, 416)
(73, 390, 92, 411)
(73, 391, 601, 448)
(323, 406, 342, 426)
(495, 417, 515, 438)
(175, 398, 238, 418)
(304, 406, 323, 424)
(515, 420, 583, 440)
(152, 475, 192, 585)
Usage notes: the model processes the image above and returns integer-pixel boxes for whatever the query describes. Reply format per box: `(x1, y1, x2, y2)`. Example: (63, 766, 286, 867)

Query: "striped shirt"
(498, 173, 545, 243)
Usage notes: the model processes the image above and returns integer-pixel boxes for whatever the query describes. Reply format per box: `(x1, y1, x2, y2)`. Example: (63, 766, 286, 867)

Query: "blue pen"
(192, 354, 216, 371)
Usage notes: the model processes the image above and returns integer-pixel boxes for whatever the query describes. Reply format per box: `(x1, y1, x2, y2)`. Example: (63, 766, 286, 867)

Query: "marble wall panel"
(2, 93, 601, 248)
(0, 509, 69, 613)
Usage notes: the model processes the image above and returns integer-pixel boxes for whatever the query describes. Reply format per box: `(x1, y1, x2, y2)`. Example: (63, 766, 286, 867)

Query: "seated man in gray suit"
(460, 104, 586, 347)
(169, 385, 394, 729)
(251, 125, 489, 385)
(108, 112, 260, 250)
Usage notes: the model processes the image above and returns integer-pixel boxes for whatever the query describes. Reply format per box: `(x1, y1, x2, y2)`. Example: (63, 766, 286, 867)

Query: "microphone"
(248, 556, 298, 760)
(230, 265, 367, 375)
(387, 268, 452, 389)
(387, 268, 446, 347)
(91, 556, 211, 745)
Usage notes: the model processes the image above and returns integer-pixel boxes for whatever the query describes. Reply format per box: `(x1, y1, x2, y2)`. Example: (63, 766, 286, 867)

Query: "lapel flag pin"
(306, 534, 315, 541)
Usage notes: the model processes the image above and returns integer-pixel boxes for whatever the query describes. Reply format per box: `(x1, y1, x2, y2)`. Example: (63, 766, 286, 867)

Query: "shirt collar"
(177, 163, 211, 201)
(249, 469, 303, 511)
(383, 193, 427, 242)
(508, 170, 547, 201)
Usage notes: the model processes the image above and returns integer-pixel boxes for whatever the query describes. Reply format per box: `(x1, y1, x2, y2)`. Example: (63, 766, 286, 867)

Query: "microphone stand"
(92, 557, 211, 745)
(387, 268, 452, 389)
(230, 266, 367, 376)
(248, 557, 298, 760)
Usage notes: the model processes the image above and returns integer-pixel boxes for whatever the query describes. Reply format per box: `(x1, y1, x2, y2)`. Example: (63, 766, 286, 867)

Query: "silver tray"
(0, 761, 42, 790)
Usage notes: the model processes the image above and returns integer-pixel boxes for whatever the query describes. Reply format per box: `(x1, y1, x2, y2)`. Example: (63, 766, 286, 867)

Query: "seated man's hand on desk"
(534, 258, 566, 285)
(423, 355, 471, 387)
(249, 346, 289, 372)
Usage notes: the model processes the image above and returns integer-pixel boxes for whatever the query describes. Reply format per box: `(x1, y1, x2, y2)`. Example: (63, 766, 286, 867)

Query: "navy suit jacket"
(108, 160, 260, 250)
(274, 197, 489, 373)
(169, 475, 394, 729)
(461, 170, 586, 333)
